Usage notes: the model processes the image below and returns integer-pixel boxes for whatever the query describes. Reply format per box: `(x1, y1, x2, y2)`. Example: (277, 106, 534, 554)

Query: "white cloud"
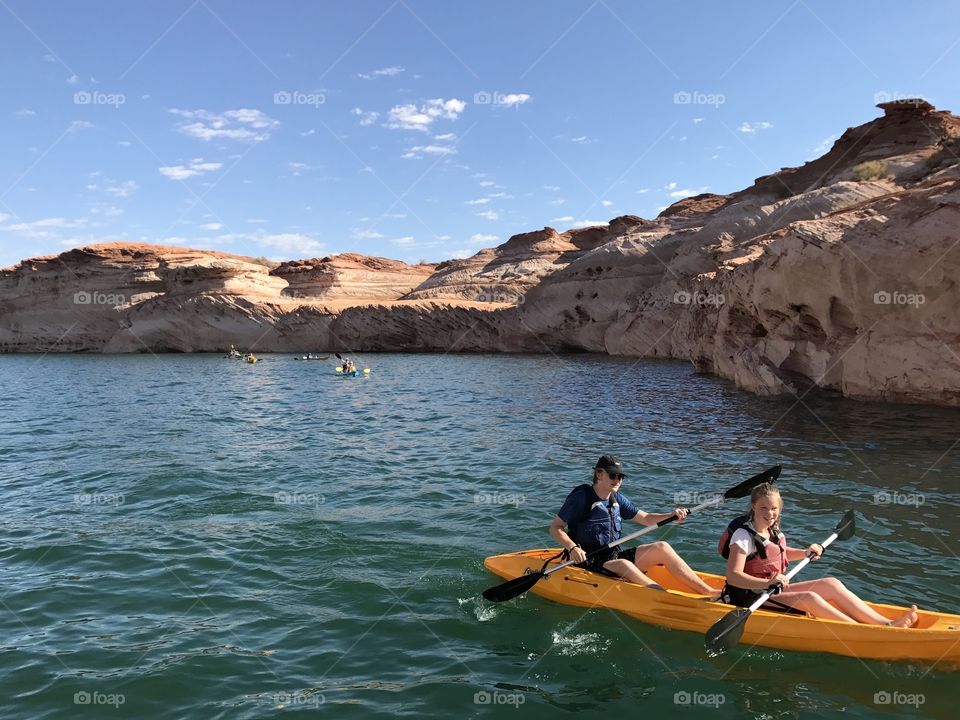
(258, 232, 324, 255)
(105, 180, 138, 197)
(464, 198, 490, 205)
(693, 117, 704, 124)
(288, 162, 310, 175)
(543, 185, 561, 191)
(668, 186, 709, 199)
(117, 140, 132, 147)
(15, 109, 36, 118)
(383, 213, 406, 219)
(352, 108, 379, 126)
(498, 93, 531, 108)
(479, 180, 495, 187)
(391, 236, 417, 246)
(158, 158, 223, 180)
(550, 216, 574, 223)
(476, 210, 499, 220)
(665, 181, 678, 190)
(171, 108, 279, 142)
(810, 133, 839, 157)
(404, 144, 456, 158)
(353, 229, 384, 240)
(570, 136, 594, 144)
(386, 98, 465, 131)
(571, 220, 609, 228)
(67, 120, 94, 133)
(739, 121, 773, 134)
(66, 74, 79, 84)
(637, 188, 649, 194)
(470, 233, 498, 244)
(2, 216, 84, 238)
(601, 200, 613, 207)
(549, 198, 566, 205)
(433, 132, 456, 142)
(451, 248, 471, 259)
(199, 222, 224, 231)
(358, 65, 405, 79)
(300, 129, 316, 137)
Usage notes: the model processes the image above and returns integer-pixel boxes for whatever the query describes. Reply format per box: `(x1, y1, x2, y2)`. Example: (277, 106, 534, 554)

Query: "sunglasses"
(607, 472, 624, 481)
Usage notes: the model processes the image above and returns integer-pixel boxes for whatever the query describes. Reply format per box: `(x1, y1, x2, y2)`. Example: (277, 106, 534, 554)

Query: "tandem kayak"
(484, 549, 960, 662)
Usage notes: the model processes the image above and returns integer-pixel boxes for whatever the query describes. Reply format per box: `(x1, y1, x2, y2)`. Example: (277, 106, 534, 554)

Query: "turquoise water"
(0, 353, 957, 719)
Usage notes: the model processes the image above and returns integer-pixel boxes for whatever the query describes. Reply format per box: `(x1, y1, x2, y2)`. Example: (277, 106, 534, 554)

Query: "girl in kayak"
(549, 455, 716, 595)
(721, 483, 918, 627)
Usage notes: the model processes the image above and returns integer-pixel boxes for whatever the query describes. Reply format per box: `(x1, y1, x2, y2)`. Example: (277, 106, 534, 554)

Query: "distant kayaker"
(245, 353, 257, 363)
(342, 357, 356, 373)
(720, 482, 918, 627)
(549, 455, 716, 594)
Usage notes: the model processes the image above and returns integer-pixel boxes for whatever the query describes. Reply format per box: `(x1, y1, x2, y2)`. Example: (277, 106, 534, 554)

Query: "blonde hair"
(749, 482, 782, 537)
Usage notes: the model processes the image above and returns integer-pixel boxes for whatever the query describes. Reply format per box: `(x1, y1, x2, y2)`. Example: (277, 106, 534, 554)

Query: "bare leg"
(602, 558, 663, 589)
(771, 590, 859, 622)
(790, 578, 918, 627)
(632, 541, 715, 594)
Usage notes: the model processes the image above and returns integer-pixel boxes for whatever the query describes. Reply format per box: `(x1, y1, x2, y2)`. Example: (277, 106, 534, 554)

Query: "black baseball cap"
(594, 455, 625, 478)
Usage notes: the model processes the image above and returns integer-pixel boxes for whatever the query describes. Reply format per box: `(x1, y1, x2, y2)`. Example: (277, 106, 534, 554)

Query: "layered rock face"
(2, 100, 958, 406)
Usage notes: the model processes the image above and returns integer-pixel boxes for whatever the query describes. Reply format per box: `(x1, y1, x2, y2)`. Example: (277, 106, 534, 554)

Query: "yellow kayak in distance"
(484, 549, 960, 663)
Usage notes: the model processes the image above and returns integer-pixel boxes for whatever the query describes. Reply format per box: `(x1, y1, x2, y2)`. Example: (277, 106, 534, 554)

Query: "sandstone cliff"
(2, 100, 958, 406)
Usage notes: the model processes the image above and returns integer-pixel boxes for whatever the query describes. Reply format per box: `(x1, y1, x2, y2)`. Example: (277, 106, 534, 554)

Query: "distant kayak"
(484, 549, 960, 662)
(295, 355, 330, 361)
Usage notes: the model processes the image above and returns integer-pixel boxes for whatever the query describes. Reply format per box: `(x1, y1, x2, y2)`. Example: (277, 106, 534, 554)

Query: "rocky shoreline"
(2, 100, 958, 406)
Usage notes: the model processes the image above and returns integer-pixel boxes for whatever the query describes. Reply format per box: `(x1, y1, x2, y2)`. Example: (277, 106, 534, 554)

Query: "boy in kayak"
(342, 357, 356, 373)
(549, 455, 716, 594)
(720, 482, 918, 627)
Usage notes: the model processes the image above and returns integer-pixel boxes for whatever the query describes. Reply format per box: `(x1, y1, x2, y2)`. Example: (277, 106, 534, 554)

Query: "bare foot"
(890, 604, 918, 628)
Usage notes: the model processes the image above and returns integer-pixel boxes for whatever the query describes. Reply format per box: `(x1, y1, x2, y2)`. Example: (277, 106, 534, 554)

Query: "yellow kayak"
(484, 549, 960, 662)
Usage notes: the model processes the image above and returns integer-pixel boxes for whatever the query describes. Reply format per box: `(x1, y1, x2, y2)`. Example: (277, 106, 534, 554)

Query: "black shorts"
(720, 584, 808, 615)
(583, 546, 637, 573)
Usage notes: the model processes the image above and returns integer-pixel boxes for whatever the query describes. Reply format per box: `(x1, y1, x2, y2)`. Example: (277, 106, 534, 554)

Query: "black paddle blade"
(723, 465, 781, 500)
(835, 509, 856, 541)
(335, 352, 343, 360)
(482, 571, 544, 603)
(705, 607, 751, 654)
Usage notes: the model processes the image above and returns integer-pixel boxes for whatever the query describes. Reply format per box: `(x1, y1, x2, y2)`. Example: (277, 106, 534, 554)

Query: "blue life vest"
(565, 485, 625, 552)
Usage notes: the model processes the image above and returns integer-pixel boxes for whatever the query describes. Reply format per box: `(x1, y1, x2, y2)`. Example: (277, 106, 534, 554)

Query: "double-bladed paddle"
(704, 509, 856, 654)
(481, 465, 782, 603)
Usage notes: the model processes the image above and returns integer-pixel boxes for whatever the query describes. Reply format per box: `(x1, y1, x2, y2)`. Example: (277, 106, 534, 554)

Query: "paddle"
(704, 509, 856, 655)
(335, 352, 371, 375)
(481, 465, 782, 603)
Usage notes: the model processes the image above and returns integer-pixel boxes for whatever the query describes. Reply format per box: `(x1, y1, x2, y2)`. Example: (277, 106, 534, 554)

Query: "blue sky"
(1, 1, 958, 269)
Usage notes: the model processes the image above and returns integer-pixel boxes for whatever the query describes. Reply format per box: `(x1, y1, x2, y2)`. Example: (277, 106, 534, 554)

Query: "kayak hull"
(484, 549, 960, 662)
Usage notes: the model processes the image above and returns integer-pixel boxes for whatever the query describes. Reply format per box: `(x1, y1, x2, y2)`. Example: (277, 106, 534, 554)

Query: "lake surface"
(0, 352, 957, 719)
